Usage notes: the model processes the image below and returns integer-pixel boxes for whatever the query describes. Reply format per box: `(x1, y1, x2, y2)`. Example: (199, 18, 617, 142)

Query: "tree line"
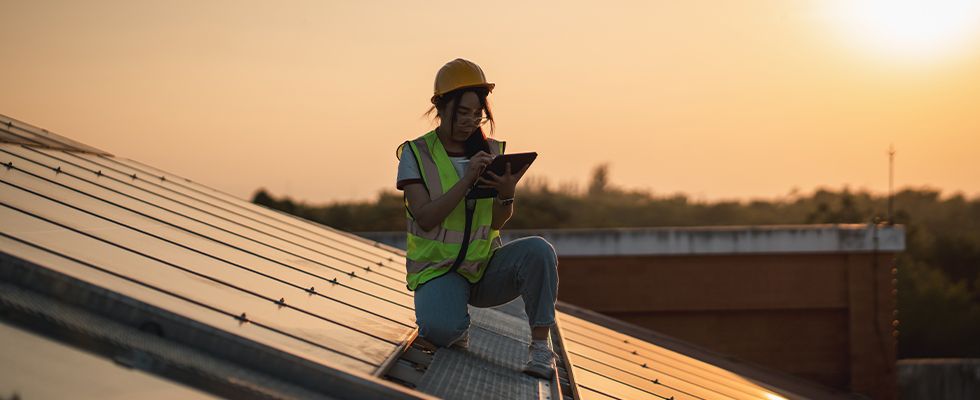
(252, 164, 980, 358)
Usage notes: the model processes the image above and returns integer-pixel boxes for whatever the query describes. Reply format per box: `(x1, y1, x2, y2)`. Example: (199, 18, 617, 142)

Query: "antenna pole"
(888, 144, 895, 225)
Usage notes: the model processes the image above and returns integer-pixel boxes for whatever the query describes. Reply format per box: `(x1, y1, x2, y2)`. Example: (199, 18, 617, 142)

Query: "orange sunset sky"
(2, 1, 979, 202)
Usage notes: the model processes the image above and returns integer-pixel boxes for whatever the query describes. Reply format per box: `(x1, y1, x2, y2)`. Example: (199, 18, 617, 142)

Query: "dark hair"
(425, 87, 495, 158)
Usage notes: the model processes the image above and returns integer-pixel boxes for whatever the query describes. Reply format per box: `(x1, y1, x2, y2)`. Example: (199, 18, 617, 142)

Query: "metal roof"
(0, 115, 851, 399)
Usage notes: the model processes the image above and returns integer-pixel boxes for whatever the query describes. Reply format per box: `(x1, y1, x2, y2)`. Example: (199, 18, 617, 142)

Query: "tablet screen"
(467, 152, 537, 199)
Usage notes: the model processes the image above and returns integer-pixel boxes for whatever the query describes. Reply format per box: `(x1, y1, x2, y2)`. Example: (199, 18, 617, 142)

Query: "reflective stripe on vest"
(403, 130, 504, 291)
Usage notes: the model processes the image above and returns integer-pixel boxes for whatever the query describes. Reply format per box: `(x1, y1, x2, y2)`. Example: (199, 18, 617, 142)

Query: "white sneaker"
(523, 341, 557, 379)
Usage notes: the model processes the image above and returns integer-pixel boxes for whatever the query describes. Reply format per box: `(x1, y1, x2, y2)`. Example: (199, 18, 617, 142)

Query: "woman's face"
(441, 91, 484, 142)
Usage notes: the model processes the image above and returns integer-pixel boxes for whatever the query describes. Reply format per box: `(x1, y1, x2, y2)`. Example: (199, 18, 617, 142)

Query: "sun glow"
(823, 0, 980, 63)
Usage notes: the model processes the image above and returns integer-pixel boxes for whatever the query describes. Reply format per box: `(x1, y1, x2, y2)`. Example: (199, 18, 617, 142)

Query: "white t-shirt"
(396, 145, 469, 190)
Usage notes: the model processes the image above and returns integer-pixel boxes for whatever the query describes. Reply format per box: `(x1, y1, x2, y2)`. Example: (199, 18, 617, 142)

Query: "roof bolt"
(160, 176, 166, 182)
(276, 297, 286, 307)
(377, 261, 384, 266)
(236, 312, 248, 323)
(653, 378, 660, 384)
(96, 170, 102, 176)
(5, 121, 11, 127)
(54, 166, 61, 174)
(306, 286, 316, 294)
(642, 363, 648, 368)
(3, 161, 11, 170)
(632, 350, 638, 355)
(329, 277, 338, 284)
(388, 257, 394, 262)
(365, 266, 372, 272)
(623, 339, 629, 344)
(131, 173, 137, 180)
(348, 271, 356, 277)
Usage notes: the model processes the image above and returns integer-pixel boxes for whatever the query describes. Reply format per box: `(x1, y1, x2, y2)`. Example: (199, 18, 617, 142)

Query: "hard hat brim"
(430, 82, 495, 103)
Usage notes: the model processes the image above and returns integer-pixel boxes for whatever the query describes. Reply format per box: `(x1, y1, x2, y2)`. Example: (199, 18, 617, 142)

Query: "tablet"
(467, 152, 537, 199)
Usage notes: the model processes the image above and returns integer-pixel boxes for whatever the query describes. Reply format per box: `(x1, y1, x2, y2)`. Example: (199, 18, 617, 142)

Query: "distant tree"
(587, 163, 611, 196)
(252, 188, 275, 208)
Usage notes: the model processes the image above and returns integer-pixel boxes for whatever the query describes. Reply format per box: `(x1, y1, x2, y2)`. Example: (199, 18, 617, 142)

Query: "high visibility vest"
(400, 130, 505, 291)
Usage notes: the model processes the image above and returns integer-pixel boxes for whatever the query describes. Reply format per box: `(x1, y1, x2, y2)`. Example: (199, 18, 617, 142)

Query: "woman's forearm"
(413, 177, 474, 231)
(491, 200, 513, 230)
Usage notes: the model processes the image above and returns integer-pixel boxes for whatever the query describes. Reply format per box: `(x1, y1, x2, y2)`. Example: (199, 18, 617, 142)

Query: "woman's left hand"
(477, 162, 530, 199)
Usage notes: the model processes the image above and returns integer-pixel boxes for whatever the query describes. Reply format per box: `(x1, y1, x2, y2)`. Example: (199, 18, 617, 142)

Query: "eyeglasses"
(457, 116, 490, 126)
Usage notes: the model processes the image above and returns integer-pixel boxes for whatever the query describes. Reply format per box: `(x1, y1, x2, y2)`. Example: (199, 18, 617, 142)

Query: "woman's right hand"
(464, 151, 495, 184)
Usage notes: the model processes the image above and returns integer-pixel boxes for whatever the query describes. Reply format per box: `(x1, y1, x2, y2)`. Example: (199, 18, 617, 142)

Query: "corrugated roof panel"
(558, 312, 795, 400)
(71, 152, 409, 284)
(116, 154, 408, 257)
(2, 145, 414, 327)
(0, 143, 417, 376)
(560, 327, 763, 398)
(0, 203, 386, 371)
(0, 147, 411, 334)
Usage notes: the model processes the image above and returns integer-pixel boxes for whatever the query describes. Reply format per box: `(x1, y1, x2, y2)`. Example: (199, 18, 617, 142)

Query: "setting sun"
(823, 0, 980, 62)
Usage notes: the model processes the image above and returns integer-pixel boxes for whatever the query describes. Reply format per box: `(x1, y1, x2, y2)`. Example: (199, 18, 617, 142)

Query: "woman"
(395, 58, 560, 379)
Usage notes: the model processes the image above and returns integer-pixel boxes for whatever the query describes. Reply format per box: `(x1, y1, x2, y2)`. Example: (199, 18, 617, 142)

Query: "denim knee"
(524, 236, 558, 271)
(417, 313, 469, 347)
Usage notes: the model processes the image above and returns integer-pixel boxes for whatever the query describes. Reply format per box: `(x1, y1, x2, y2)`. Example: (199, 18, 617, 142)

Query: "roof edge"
(0, 251, 430, 400)
(1, 113, 112, 156)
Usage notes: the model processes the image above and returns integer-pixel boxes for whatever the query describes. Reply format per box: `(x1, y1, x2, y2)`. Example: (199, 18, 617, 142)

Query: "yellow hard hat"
(431, 58, 495, 103)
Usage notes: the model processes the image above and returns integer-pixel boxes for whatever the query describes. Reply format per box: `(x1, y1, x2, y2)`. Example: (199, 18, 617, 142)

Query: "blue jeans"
(414, 236, 559, 347)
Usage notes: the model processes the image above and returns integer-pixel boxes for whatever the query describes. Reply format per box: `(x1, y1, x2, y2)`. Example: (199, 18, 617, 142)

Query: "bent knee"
(524, 236, 558, 265)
